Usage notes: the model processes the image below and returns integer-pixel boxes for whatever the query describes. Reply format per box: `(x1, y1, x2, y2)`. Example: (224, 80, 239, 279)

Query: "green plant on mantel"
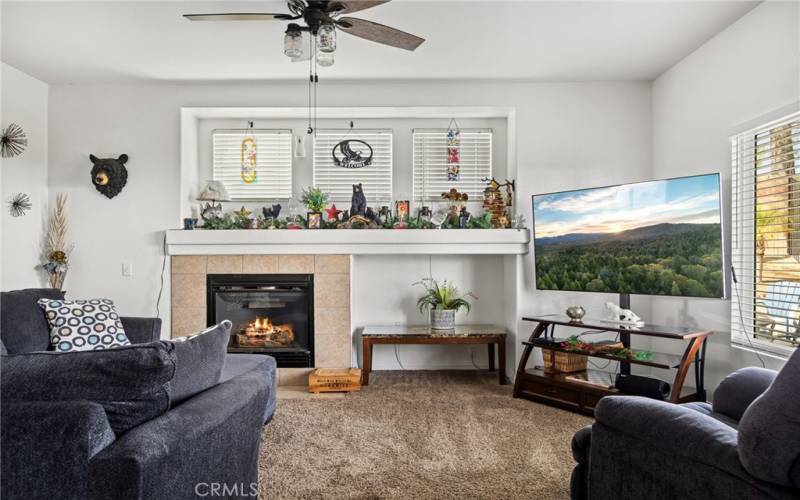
(414, 278, 477, 314)
(301, 187, 329, 213)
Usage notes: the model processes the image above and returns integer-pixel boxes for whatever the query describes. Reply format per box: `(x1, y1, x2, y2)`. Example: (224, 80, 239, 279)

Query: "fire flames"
(237, 317, 295, 347)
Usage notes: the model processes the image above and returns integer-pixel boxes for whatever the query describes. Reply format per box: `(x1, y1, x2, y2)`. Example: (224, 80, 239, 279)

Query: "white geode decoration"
(604, 302, 643, 325)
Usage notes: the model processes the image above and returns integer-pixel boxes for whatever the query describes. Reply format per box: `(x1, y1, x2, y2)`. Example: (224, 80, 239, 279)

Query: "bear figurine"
(90, 154, 128, 199)
(350, 183, 367, 217)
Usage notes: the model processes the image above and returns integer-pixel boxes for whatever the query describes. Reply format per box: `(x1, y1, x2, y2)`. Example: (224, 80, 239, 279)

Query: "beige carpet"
(258, 371, 591, 500)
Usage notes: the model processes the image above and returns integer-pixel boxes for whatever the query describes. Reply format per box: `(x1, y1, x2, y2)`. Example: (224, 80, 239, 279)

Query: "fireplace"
(207, 274, 314, 368)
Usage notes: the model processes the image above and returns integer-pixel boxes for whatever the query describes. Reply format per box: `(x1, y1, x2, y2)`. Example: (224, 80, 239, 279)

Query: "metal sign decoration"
(332, 139, 373, 169)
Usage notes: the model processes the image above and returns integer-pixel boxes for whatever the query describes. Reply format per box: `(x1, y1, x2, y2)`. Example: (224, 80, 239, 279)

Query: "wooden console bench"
(360, 325, 507, 385)
(513, 315, 711, 415)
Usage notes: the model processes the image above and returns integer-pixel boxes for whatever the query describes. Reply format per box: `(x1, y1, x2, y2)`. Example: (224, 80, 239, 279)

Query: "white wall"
(652, 1, 800, 391)
(47, 80, 651, 369)
(1, 63, 48, 290)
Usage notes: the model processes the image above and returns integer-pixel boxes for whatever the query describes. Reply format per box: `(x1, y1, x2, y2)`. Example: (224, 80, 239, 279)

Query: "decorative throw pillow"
(164, 320, 231, 405)
(37, 298, 131, 352)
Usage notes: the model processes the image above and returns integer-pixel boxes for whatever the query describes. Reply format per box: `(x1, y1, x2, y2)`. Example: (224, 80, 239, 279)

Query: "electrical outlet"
(122, 263, 133, 277)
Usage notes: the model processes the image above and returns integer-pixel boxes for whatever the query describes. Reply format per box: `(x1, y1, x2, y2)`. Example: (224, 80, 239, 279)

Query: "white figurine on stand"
(603, 302, 644, 326)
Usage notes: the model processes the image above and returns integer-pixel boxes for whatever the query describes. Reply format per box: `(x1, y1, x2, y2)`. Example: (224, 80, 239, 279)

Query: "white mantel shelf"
(166, 229, 530, 256)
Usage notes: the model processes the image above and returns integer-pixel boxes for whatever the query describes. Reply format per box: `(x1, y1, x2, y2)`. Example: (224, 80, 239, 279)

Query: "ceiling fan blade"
(337, 17, 424, 51)
(328, 0, 391, 16)
(183, 13, 295, 21)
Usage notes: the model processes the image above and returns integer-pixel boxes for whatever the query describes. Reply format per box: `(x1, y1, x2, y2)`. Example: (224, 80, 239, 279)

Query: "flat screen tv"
(532, 173, 725, 298)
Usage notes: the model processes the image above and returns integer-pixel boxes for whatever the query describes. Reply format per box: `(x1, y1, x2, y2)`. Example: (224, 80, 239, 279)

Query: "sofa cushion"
(164, 321, 231, 405)
(222, 353, 277, 423)
(1, 342, 176, 435)
(0, 288, 64, 353)
(738, 349, 800, 487)
(38, 298, 131, 352)
(681, 402, 739, 430)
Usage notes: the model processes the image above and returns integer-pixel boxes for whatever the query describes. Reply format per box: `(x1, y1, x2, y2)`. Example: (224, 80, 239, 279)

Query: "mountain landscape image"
(533, 175, 724, 298)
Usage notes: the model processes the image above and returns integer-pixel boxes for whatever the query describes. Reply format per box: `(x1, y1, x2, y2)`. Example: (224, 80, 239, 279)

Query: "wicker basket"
(542, 349, 587, 374)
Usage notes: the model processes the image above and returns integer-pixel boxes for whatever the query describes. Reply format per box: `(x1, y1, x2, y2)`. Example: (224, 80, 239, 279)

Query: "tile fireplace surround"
(171, 254, 350, 386)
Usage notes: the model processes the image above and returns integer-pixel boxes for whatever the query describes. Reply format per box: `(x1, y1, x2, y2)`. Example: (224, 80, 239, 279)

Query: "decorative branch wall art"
(7, 192, 32, 217)
(90, 154, 129, 199)
(1, 123, 28, 158)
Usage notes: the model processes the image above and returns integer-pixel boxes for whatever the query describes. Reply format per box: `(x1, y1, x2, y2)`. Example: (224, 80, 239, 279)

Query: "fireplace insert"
(207, 274, 314, 367)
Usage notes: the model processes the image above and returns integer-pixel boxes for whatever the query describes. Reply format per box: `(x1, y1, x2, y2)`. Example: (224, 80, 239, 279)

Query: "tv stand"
(512, 314, 711, 416)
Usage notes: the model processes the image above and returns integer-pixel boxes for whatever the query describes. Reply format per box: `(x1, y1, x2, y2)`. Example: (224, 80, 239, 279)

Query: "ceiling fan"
(184, 0, 425, 67)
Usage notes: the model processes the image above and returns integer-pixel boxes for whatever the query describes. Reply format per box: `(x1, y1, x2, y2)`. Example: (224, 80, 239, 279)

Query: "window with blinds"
(413, 129, 492, 202)
(212, 129, 293, 200)
(731, 111, 800, 355)
(313, 129, 393, 204)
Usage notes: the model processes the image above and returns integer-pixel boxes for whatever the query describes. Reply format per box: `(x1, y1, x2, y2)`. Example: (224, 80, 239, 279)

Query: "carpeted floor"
(258, 371, 591, 500)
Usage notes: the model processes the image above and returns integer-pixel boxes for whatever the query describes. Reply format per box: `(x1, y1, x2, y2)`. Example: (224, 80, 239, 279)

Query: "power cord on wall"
(155, 233, 167, 319)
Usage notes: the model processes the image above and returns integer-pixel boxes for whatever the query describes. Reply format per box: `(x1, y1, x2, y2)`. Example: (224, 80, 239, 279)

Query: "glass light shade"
(284, 31, 303, 59)
(317, 24, 336, 53)
(294, 134, 307, 158)
(316, 50, 334, 67)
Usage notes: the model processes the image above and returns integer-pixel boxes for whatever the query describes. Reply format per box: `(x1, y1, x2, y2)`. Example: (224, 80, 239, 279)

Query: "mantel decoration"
(195, 177, 521, 231)
(197, 180, 231, 220)
(446, 119, 461, 181)
(415, 278, 477, 330)
(241, 121, 257, 184)
(7, 192, 32, 217)
(42, 193, 71, 291)
(482, 177, 515, 228)
(90, 154, 129, 199)
(0, 123, 28, 158)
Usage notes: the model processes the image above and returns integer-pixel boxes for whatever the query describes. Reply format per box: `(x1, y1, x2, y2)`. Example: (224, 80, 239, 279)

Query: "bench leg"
(487, 343, 496, 372)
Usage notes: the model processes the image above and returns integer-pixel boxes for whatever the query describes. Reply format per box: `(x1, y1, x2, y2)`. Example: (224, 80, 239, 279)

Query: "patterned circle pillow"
(37, 298, 131, 352)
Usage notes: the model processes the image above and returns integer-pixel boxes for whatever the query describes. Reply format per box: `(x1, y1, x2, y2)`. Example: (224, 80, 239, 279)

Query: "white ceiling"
(1, 1, 758, 84)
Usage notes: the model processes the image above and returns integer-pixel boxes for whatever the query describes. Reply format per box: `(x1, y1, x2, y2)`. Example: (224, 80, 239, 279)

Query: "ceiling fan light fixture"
(316, 50, 335, 67)
(317, 24, 337, 53)
(284, 25, 304, 58)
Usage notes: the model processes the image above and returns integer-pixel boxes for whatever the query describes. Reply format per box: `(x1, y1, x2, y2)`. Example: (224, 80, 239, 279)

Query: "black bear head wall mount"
(90, 154, 128, 199)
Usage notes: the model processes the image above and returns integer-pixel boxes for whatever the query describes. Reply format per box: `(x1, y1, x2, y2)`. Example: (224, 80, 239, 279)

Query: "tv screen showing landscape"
(532, 173, 724, 298)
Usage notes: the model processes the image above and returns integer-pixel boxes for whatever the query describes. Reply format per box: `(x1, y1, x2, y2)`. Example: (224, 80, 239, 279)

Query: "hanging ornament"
(1, 123, 28, 158)
(446, 118, 461, 181)
(7, 192, 32, 217)
(294, 134, 307, 158)
(241, 121, 257, 184)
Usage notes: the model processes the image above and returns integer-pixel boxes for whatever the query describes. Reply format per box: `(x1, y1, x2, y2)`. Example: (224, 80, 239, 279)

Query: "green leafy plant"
(202, 214, 236, 230)
(414, 278, 477, 314)
(301, 187, 329, 213)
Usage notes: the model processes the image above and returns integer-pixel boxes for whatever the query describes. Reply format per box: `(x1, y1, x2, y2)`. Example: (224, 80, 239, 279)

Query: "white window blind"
(212, 129, 293, 200)
(731, 110, 800, 356)
(413, 129, 492, 202)
(313, 129, 393, 204)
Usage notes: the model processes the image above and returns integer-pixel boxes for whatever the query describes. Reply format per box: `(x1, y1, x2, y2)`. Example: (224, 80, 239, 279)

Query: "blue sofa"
(0, 288, 277, 500)
(571, 350, 800, 499)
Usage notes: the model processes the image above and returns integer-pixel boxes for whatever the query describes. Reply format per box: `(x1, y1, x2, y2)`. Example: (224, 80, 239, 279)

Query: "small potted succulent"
(415, 278, 477, 330)
(301, 187, 329, 229)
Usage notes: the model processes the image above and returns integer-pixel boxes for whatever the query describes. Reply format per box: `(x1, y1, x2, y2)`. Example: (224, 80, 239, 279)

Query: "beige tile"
(207, 255, 243, 274)
(277, 255, 315, 274)
(279, 368, 313, 386)
(171, 273, 206, 309)
(171, 307, 207, 338)
(314, 273, 350, 309)
(242, 255, 277, 274)
(315, 333, 352, 367)
(314, 255, 350, 274)
(171, 256, 207, 274)
(314, 307, 351, 337)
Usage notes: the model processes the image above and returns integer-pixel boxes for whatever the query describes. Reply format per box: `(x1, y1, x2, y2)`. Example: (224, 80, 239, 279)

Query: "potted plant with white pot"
(415, 278, 477, 330)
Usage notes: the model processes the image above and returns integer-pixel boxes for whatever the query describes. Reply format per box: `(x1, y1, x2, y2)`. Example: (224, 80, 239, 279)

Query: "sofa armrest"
(595, 396, 744, 475)
(121, 317, 162, 344)
(713, 367, 777, 422)
(1, 400, 115, 500)
(88, 366, 268, 500)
